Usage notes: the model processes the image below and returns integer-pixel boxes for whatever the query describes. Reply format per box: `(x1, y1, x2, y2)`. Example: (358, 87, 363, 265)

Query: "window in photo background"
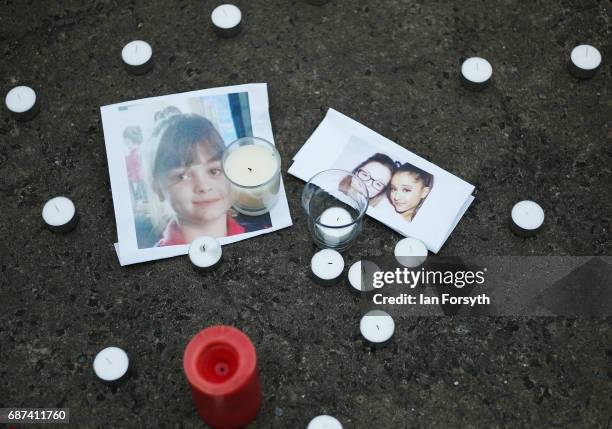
(123, 92, 271, 249)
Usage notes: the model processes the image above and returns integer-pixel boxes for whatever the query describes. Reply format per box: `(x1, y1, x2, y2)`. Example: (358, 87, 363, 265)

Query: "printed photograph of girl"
(338, 153, 397, 207)
(121, 92, 272, 249)
(388, 163, 434, 222)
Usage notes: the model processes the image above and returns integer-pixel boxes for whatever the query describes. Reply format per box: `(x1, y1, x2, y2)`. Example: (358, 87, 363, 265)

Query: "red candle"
(183, 326, 261, 429)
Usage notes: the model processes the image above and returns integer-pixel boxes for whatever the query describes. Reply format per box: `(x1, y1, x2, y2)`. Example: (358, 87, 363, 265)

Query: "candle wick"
(201, 245, 206, 253)
(55, 205, 59, 212)
(248, 167, 253, 172)
(135, 44, 138, 53)
(105, 358, 112, 365)
(327, 262, 333, 264)
(585, 46, 588, 57)
(376, 325, 380, 330)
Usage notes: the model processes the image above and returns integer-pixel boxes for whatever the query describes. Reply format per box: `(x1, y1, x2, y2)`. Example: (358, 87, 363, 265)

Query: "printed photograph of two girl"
(289, 109, 474, 254)
(335, 138, 435, 223)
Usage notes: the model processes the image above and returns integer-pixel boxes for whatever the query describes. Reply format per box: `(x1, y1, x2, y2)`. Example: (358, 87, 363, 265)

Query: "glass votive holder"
(222, 137, 282, 216)
(301, 169, 369, 251)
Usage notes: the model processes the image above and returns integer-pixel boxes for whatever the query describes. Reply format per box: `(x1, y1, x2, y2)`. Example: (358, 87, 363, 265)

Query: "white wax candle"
(307, 415, 343, 429)
(569, 45, 601, 79)
(316, 207, 355, 246)
(121, 40, 153, 74)
(5, 86, 38, 120)
(211, 4, 242, 38)
(461, 57, 492, 90)
(347, 260, 380, 293)
(224, 144, 278, 186)
(223, 142, 281, 215)
(311, 249, 344, 285)
(189, 236, 222, 270)
(42, 196, 77, 232)
(510, 200, 544, 236)
(394, 237, 428, 268)
(360, 310, 395, 345)
(93, 347, 129, 382)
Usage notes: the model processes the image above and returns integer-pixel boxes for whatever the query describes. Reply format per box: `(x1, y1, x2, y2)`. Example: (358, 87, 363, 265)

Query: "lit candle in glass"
(222, 137, 281, 216)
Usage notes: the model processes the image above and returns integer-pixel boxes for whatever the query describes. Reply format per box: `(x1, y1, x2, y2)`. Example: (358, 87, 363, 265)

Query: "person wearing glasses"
(339, 153, 397, 207)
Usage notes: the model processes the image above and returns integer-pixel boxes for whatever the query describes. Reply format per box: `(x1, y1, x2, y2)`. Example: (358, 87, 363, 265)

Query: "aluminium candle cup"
(307, 415, 343, 429)
(183, 326, 261, 429)
(121, 40, 154, 75)
(311, 249, 345, 286)
(189, 236, 223, 272)
(42, 196, 79, 233)
(394, 237, 428, 268)
(346, 260, 380, 295)
(509, 200, 545, 237)
(567, 45, 601, 79)
(311, 271, 343, 287)
(211, 4, 243, 38)
(460, 57, 492, 91)
(5, 86, 39, 121)
(93, 347, 131, 387)
(359, 310, 395, 348)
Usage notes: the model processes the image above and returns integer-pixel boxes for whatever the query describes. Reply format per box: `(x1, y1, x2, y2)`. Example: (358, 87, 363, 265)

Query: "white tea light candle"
(510, 200, 544, 237)
(394, 237, 428, 268)
(568, 45, 601, 79)
(42, 196, 78, 233)
(347, 260, 380, 294)
(5, 86, 38, 121)
(189, 236, 223, 271)
(307, 415, 343, 429)
(360, 310, 395, 346)
(222, 137, 281, 216)
(211, 4, 242, 38)
(311, 249, 344, 286)
(316, 207, 355, 247)
(121, 40, 153, 75)
(461, 57, 492, 91)
(93, 347, 129, 382)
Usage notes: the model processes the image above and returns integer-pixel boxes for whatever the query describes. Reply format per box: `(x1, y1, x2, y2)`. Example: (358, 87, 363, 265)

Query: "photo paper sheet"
(101, 83, 292, 265)
(289, 109, 474, 253)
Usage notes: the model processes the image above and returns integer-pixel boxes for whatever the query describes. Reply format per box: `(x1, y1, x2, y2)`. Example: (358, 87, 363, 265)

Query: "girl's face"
(159, 144, 231, 226)
(389, 172, 430, 214)
(351, 161, 393, 199)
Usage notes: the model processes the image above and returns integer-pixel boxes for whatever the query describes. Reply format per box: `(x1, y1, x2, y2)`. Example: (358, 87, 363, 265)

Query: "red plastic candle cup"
(183, 326, 261, 429)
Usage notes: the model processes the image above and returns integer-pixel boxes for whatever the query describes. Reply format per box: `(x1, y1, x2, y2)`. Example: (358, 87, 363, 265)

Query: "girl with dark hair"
(388, 163, 434, 222)
(150, 114, 245, 246)
(339, 153, 397, 207)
